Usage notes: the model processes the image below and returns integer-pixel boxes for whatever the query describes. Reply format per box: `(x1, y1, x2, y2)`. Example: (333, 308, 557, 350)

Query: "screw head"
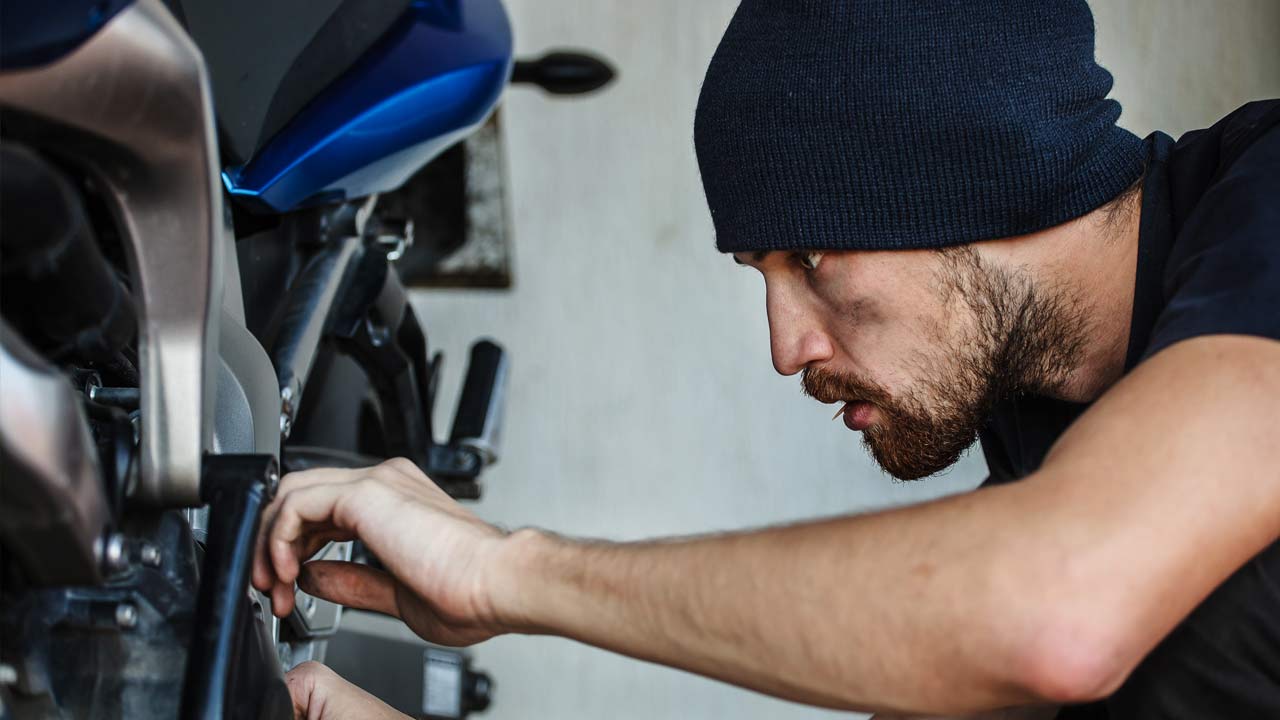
(115, 603, 138, 629)
(139, 543, 161, 568)
(301, 594, 317, 618)
(103, 533, 127, 573)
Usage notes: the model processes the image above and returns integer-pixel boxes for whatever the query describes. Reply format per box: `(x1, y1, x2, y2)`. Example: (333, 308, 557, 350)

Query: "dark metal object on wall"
(379, 112, 514, 289)
(511, 50, 616, 96)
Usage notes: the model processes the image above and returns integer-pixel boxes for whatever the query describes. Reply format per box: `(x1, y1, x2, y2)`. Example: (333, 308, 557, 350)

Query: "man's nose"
(766, 287, 834, 376)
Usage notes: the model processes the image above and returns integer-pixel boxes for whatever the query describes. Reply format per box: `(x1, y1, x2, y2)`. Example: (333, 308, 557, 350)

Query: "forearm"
(491, 483, 1053, 715)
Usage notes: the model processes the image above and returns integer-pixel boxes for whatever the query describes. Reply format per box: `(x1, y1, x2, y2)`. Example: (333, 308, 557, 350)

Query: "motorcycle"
(0, 1, 612, 717)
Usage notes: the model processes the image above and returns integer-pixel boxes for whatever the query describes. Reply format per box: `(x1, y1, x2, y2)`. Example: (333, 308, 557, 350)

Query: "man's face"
(735, 247, 1085, 480)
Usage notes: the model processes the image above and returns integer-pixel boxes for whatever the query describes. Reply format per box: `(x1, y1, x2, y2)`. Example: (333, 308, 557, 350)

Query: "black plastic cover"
(166, 0, 412, 165)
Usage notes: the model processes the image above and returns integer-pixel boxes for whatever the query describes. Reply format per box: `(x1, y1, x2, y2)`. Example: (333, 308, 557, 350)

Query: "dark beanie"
(694, 0, 1145, 253)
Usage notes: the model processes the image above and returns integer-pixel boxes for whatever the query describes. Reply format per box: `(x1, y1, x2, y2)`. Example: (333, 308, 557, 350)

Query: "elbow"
(1015, 614, 1139, 705)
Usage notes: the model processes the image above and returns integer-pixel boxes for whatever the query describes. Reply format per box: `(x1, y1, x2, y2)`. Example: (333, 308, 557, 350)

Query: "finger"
(272, 577, 296, 618)
(299, 530, 353, 564)
(285, 660, 322, 718)
(253, 468, 358, 591)
(269, 482, 364, 586)
(298, 560, 401, 618)
(286, 661, 409, 720)
(378, 457, 433, 485)
(285, 661, 340, 719)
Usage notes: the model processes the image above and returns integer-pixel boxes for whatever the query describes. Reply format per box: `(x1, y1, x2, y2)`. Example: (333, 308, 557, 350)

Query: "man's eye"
(797, 251, 824, 271)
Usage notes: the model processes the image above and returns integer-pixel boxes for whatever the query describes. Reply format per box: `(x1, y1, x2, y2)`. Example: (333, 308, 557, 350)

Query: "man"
(257, 1, 1280, 717)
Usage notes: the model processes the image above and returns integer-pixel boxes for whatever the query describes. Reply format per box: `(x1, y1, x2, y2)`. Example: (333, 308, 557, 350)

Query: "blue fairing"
(223, 0, 512, 213)
(0, 0, 133, 70)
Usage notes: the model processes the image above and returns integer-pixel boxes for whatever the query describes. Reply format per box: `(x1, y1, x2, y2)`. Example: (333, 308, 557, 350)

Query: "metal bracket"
(0, 0, 224, 506)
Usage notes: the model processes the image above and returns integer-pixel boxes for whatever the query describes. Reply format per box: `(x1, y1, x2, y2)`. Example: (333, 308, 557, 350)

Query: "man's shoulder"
(1141, 100, 1280, 364)
(1171, 99, 1280, 175)
(980, 102, 1280, 486)
(1162, 99, 1280, 231)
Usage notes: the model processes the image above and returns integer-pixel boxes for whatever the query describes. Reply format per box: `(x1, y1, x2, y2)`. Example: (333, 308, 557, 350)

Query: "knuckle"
(367, 463, 400, 484)
(381, 456, 420, 477)
(289, 660, 329, 681)
(277, 470, 307, 492)
(279, 490, 301, 516)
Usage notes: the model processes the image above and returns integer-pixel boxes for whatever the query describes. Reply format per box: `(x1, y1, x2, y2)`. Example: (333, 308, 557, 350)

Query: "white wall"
(410, 2, 1280, 718)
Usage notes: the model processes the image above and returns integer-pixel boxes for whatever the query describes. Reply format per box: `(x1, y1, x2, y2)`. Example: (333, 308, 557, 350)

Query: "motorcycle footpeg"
(448, 339, 508, 468)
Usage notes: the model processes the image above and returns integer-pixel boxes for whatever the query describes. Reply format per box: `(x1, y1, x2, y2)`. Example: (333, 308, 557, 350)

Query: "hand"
(252, 458, 511, 646)
(286, 661, 408, 720)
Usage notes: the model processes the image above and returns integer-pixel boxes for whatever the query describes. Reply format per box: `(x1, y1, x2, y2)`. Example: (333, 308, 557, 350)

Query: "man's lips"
(832, 401, 876, 431)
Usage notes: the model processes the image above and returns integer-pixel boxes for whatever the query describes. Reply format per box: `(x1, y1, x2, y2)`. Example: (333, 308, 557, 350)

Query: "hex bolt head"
(103, 533, 128, 573)
(139, 543, 162, 568)
(115, 603, 138, 629)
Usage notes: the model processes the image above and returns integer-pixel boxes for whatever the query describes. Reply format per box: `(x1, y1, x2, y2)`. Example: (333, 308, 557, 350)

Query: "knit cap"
(694, 0, 1145, 253)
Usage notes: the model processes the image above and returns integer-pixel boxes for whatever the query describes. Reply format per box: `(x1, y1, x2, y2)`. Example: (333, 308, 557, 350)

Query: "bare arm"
(255, 335, 1280, 716)
(871, 709, 1059, 720)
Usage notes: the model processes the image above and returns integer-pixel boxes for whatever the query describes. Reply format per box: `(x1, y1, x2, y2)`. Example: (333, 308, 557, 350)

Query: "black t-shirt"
(978, 100, 1280, 719)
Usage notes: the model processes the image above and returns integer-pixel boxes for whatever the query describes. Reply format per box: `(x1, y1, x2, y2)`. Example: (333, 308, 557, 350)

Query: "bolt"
(103, 533, 127, 573)
(139, 543, 161, 568)
(279, 412, 292, 438)
(115, 603, 138, 629)
(128, 410, 142, 446)
(266, 466, 281, 492)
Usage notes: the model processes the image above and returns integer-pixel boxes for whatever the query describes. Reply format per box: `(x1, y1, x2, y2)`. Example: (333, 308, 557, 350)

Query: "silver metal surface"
(212, 356, 256, 454)
(103, 533, 128, 573)
(285, 541, 353, 638)
(115, 603, 138, 629)
(216, 311, 282, 459)
(0, 0, 224, 506)
(0, 325, 110, 584)
(272, 237, 362, 439)
(140, 543, 162, 568)
(184, 507, 210, 544)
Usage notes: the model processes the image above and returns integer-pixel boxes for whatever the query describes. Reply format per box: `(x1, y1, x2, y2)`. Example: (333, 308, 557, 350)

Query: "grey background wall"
(408, 2, 1280, 718)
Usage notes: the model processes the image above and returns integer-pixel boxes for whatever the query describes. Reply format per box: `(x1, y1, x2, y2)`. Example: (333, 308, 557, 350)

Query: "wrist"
(485, 527, 560, 635)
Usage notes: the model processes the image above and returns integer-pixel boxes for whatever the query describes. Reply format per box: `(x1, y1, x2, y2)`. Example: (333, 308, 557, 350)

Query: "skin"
(285, 662, 404, 720)
(257, 194, 1280, 718)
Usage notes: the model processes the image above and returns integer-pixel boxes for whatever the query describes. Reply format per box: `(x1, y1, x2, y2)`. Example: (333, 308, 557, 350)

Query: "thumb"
(286, 662, 409, 720)
(298, 560, 401, 619)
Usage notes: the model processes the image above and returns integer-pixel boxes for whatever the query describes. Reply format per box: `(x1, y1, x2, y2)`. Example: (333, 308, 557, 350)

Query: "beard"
(802, 247, 1089, 481)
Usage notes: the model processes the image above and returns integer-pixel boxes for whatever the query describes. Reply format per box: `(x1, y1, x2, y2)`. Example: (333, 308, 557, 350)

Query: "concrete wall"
(410, 2, 1280, 718)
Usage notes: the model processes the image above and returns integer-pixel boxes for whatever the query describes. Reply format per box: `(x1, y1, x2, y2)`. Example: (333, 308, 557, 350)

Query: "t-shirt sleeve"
(1142, 124, 1280, 361)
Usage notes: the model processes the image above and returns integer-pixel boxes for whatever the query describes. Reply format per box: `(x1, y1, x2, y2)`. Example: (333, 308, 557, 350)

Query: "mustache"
(800, 367, 894, 408)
